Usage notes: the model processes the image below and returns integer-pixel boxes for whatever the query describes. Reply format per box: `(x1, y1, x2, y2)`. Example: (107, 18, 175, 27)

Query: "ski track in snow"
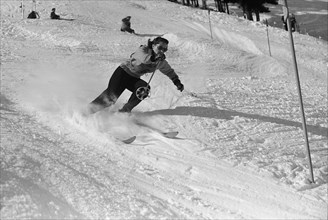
(1, 0, 327, 219)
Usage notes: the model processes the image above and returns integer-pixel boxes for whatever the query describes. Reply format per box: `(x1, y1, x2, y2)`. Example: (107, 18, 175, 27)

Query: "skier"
(289, 14, 299, 32)
(120, 16, 135, 34)
(85, 37, 184, 114)
(282, 15, 288, 31)
(282, 13, 299, 32)
(50, 8, 60, 20)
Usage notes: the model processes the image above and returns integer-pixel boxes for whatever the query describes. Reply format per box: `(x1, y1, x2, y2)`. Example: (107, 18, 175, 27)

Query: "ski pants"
(88, 66, 149, 113)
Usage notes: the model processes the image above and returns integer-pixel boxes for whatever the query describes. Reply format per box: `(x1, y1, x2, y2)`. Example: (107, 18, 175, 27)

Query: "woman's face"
(152, 42, 168, 55)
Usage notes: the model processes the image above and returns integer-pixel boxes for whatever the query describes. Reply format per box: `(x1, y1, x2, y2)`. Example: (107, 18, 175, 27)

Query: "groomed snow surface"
(1, 0, 327, 219)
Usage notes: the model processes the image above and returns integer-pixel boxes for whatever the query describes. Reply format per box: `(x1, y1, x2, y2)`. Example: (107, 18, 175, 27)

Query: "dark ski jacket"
(27, 11, 40, 19)
(50, 11, 60, 19)
(121, 17, 134, 33)
(120, 45, 179, 82)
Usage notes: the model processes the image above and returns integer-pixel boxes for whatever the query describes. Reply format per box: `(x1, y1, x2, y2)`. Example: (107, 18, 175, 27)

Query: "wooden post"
(33, 0, 36, 11)
(265, 19, 272, 57)
(208, 9, 213, 40)
(279, 0, 315, 183)
(21, 0, 24, 19)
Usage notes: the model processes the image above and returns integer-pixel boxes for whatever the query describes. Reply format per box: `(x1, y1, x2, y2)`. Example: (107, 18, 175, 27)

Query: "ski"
(162, 131, 179, 138)
(121, 136, 136, 144)
(119, 131, 178, 144)
(131, 118, 179, 138)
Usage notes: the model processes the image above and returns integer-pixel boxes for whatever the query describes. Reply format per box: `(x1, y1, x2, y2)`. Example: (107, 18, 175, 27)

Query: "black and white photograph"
(1, 0, 327, 219)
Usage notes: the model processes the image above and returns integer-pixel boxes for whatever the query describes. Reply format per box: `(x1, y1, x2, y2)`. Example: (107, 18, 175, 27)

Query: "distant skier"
(120, 16, 135, 34)
(85, 37, 184, 114)
(50, 8, 60, 20)
(289, 14, 299, 32)
(282, 13, 299, 32)
(282, 15, 288, 31)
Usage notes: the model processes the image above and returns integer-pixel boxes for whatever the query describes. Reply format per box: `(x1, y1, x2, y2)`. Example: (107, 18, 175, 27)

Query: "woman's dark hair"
(147, 37, 169, 48)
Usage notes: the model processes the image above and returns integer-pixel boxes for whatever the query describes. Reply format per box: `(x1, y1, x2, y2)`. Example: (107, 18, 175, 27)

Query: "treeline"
(168, 0, 278, 22)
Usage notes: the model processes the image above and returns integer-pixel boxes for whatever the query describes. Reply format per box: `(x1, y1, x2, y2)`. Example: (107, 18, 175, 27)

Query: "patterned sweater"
(120, 45, 179, 81)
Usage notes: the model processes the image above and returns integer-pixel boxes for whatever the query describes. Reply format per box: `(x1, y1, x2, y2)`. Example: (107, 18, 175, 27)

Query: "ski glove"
(173, 79, 184, 92)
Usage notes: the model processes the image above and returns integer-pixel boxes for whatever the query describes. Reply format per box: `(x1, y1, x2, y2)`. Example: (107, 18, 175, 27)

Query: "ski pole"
(146, 61, 159, 85)
(136, 61, 160, 100)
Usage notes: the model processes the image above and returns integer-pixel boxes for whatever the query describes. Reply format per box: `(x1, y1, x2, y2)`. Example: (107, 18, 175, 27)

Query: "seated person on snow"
(50, 8, 60, 19)
(27, 10, 40, 19)
(120, 16, 135, 34)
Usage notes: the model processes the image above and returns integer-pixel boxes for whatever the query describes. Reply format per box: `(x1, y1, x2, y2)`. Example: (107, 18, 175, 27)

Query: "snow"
(1, 0, 327, 219)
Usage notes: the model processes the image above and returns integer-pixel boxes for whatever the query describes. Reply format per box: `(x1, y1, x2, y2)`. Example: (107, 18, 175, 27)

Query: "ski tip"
(121, 136, 136, 144)
(163, 131, 179, 138)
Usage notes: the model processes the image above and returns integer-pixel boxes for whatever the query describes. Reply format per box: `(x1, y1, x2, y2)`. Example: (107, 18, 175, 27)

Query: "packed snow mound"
(164, 32, 216, 59)
(19, 25, 81, 47)
(164, 25, 285, 78)
(213, 27, 263, 55)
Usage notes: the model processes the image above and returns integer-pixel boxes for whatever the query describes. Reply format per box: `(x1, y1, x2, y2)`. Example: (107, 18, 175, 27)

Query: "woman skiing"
(86, 37, 184, 114)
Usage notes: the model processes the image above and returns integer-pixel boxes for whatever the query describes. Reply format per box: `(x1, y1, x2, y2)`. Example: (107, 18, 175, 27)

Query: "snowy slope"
(1, 0, 327, 219)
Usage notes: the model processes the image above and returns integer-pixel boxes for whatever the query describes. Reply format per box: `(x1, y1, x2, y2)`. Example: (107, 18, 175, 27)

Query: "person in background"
(86, 37, 184, 114)
(282, 15, 288, 31)
(27, 10, 40, 19)
(289, 14, 299, 32)
(50, 8, 60, 19)
(120, 16, 135, 34)
(282, 13, 299, 32)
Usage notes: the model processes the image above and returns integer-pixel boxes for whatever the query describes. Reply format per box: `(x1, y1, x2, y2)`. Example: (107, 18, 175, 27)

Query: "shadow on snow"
(143, 106, 328, 138)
